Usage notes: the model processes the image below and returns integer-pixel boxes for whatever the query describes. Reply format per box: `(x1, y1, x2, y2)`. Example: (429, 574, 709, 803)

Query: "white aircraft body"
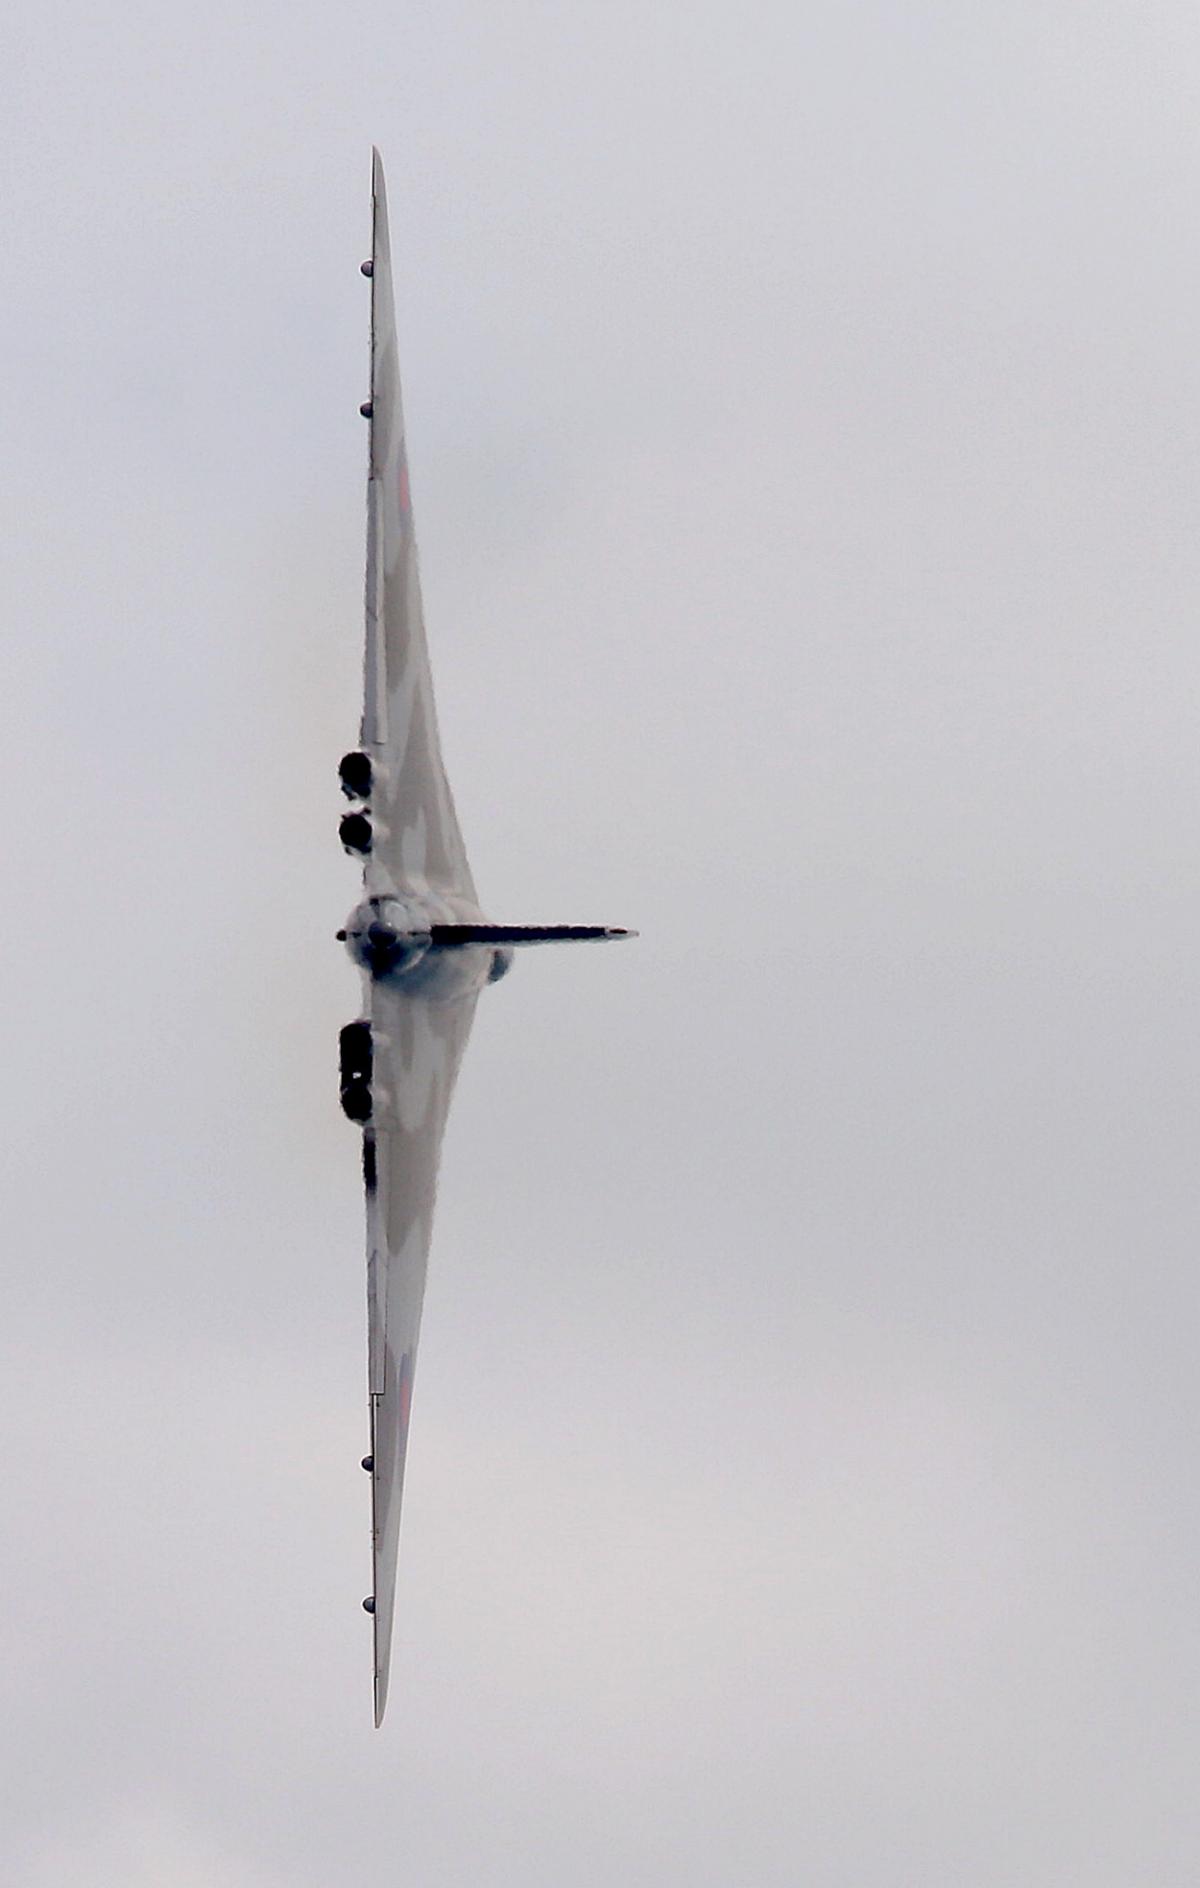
(336, 151, 632, 1725)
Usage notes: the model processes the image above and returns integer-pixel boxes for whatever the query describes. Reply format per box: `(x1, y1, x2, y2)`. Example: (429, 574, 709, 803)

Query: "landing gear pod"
(340, 1023, 374, 1121)
(362, 1596, 376, 1614)
(339, 751, 373, 800)
(339, 1021, 373, 1087)
(359, 401, 373, 418)
(340, 1080, 372, 1125)
(361, 1455, 374, 1471)
(340, 811, 373, 855)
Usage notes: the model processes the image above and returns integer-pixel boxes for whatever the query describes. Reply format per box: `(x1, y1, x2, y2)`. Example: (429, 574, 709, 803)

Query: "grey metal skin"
(342, 150, 632, 1727)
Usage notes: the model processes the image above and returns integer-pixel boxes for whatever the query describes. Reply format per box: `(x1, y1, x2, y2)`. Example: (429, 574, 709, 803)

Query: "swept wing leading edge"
(365, 969, 480, 1726)
(363, 148, 476, 907)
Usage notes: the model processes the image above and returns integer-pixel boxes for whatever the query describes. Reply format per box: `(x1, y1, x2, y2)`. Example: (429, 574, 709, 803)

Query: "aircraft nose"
(367, 922, 399, 950)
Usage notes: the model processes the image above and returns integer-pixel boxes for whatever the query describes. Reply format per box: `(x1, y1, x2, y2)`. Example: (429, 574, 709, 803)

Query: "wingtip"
(373, 1600, 390, 1727)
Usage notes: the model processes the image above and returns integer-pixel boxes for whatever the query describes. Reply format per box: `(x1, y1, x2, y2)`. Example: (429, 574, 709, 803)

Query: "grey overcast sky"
(6, 2, 1200, 1882)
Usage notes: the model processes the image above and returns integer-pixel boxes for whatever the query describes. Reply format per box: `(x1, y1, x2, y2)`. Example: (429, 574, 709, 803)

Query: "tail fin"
(430, 924, 635, 947)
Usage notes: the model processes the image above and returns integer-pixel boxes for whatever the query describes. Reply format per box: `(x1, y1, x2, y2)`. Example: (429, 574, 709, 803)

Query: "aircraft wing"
(364, 963, 482, 1726)
(347, 149, 631, 1725)
(363, 148, 476, 903)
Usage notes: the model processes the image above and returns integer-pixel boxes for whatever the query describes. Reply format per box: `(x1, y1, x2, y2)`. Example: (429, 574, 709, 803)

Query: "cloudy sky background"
(6, 2, 1200, 1881)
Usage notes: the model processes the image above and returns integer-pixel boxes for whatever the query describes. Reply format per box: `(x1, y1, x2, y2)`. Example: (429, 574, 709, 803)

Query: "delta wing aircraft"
(336, 151, 632, 1726)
